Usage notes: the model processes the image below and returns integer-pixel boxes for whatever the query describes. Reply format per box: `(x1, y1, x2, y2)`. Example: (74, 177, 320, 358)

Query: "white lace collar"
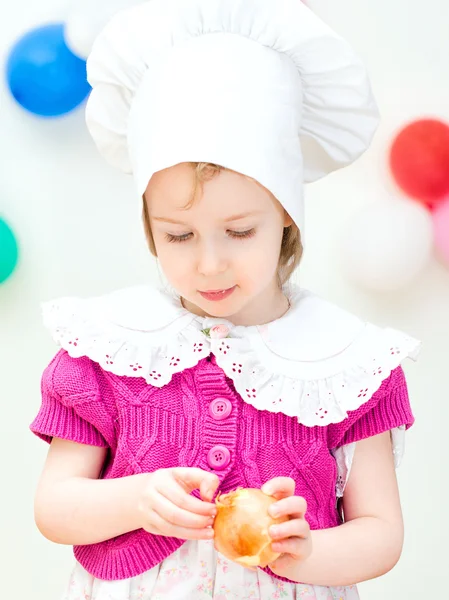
(42, 284, 420, 426)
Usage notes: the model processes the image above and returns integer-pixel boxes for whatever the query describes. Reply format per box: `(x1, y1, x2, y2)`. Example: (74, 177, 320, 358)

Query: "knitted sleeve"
(327, 366, 414, 450)
(30, 349, 113, 447)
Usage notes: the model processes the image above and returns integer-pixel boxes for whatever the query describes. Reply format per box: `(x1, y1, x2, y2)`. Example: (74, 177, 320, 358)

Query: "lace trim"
(41, 289, 420, 426)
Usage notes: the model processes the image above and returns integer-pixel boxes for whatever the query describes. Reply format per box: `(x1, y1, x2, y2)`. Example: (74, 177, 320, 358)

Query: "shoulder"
(346, 364, 409, 419)
(233, 286, 420, 427)
(261, 288, 368, 362)
(39, 284, 199, 387)
(41, 284, 185, 333)
(39, 285, 175, 395)
(326, 364, 414, 449)
(41, 284, 192, 351)
(41, 349, 101, 404)
(254, 286, 420, 376)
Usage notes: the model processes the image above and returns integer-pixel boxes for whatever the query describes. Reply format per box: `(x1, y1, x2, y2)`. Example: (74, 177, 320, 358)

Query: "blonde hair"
(142, 162, 303, 285)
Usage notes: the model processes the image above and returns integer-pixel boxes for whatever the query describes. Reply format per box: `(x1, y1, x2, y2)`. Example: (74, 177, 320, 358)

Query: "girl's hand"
(261, 477, 313, 575)
(138, 468, 220, 541)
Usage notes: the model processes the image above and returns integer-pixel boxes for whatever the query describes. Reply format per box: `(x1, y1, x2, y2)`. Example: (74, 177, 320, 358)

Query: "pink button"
(207, 445, 231, 470)
(209, 398, 232, 420)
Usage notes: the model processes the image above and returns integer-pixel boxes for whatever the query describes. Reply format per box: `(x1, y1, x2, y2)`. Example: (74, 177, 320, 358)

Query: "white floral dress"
(64, 540, 359, 600)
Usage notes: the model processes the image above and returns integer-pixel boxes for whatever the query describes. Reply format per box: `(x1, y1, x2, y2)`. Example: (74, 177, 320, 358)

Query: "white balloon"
(339, 198, 433, 292)
(65, 0, 145, 59)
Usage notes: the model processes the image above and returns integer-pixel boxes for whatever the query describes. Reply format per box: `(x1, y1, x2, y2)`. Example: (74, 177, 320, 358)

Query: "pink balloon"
(433, 196, 449, 266)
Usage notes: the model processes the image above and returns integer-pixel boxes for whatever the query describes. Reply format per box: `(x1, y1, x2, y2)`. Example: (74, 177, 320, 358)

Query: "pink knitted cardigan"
(30, 349, 414, 582)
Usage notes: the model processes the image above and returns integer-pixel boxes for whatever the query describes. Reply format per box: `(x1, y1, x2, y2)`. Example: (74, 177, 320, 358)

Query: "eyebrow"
(152, 211, 263, 225)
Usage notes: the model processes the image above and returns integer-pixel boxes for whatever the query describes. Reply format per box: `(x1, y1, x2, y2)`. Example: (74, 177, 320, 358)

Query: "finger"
(148, 505, 215, 541)
(261, 477, 295, 499)
(268, 495, 307, 520)
(158, 479, 217, 517)
(151, 491, 216, 529)
(269, 552, 296, 574)
(269, 518, 310, 541)
(173, 468, 220, 502)
(199, 473, 220, 503)
(271, 536, 309, 559)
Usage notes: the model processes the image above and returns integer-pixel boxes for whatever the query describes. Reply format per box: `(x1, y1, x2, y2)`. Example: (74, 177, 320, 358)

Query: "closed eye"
(228, 229, 256, 240)
(165, 229, 256, 243)
(165, 232, 192, 243)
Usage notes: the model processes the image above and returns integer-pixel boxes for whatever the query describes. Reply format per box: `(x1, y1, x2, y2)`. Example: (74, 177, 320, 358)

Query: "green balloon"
(0, 218, 19, 284)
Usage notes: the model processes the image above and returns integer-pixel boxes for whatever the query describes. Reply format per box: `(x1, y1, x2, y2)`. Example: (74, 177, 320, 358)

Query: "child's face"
(145, 163, 292, 324)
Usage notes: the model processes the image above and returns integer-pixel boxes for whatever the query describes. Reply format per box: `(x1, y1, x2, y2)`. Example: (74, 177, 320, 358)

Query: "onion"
(213, 488, 288, 568)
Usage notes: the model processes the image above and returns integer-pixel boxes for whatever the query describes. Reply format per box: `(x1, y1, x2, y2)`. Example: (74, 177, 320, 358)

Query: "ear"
(283, 211, 293, 227)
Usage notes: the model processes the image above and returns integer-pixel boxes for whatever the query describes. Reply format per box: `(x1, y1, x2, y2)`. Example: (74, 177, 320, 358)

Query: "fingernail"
(269, 526, 279, 538)
(272, 542, 282, 552)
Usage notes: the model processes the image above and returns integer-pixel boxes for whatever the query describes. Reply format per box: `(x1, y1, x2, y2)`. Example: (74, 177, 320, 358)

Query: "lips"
(199, 286, 236, 302)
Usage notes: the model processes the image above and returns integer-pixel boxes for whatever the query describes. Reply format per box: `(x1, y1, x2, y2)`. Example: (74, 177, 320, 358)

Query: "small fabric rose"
(209, 324, 230, 339)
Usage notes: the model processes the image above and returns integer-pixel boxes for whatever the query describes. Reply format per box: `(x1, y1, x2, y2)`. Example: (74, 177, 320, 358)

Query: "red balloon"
(389, 119, 449, 208)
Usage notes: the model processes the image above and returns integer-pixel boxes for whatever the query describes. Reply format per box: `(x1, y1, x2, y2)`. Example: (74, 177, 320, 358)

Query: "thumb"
(173, 468, 220, 502)
(268, 553, 290, 575)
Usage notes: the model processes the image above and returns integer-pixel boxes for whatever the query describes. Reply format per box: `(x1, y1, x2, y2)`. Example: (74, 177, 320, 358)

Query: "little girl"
(31, 0, 421, 598)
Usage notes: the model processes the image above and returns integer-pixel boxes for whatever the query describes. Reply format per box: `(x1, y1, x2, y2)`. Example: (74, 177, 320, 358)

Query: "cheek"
(235, 234, 282, 281)
(240, 251, 278, 282)
(155, 242, 192, 282)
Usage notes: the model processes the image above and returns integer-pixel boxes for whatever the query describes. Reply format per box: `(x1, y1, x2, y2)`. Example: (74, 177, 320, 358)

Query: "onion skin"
(213, 488, 288, 568)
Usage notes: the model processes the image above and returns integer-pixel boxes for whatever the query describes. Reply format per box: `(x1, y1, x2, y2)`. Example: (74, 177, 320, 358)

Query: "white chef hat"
(85, 0, 379, 230)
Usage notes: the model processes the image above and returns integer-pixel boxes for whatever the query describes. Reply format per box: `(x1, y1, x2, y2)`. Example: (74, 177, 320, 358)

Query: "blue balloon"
(5, 23, 91, 117)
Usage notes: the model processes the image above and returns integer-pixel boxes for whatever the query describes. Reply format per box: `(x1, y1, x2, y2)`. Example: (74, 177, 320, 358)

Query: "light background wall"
(1, 0, 448, 597)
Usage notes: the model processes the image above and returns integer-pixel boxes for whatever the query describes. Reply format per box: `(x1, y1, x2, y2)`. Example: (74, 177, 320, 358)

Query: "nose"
(196, 240, 228, 276)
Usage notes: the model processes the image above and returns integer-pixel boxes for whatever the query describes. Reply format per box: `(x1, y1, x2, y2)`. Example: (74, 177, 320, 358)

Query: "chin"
(200, 302, 239, 319)
(197, 295, 246, 319)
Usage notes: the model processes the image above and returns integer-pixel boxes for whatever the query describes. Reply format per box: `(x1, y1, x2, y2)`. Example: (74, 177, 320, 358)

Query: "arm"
(34, 438, 219, 546)
(267, 431, 404, 586)
(34, 438, 148, 545)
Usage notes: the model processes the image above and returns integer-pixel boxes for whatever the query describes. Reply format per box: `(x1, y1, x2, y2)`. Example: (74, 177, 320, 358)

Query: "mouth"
(198, 286, 236, 301)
